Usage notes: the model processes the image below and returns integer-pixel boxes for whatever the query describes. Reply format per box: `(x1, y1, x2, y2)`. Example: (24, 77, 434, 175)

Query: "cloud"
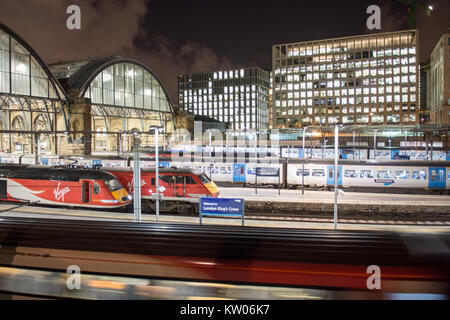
(0, 0, 233, 103)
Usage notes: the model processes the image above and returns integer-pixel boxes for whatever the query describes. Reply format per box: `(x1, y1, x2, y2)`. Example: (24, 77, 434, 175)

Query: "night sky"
(0, 0, 449, 104)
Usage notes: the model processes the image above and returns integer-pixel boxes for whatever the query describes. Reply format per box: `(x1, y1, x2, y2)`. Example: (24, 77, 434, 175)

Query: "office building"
(178, 67, 270, 130)
(272, 30, 420, 128)
(428, 29, 450, 125)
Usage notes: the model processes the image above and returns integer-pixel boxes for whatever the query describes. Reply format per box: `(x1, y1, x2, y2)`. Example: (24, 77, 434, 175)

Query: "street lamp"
(302, 126, 308, 195)
(373, 129, 378, 160)
(150, 126, 164, 223)
(132, 132, 141, 222)
(333, 122, 342, 231)
(404, 130, 408, 156)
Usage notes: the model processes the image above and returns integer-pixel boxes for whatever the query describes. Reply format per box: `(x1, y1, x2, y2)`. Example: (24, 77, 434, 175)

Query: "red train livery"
(103, 167, 220, 213)
(0, 164, 131, 209)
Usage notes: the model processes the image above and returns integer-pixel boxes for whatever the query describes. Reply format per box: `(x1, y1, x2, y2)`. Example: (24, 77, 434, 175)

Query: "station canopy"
(0, 22, 69, 133)
(49, 56, 174, 129)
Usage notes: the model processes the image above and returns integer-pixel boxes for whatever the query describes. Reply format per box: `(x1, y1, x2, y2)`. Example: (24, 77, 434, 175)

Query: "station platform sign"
(199, 198, 245, 226)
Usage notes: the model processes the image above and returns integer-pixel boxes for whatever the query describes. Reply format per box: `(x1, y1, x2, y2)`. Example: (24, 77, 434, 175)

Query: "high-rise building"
(178, 67, 270, 130)
(272, 30, 420, 128)
(428, 29, 450, 125)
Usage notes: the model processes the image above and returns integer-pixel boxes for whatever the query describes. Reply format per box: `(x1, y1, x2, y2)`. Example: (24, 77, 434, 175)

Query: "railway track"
(1, 203, 450, 227)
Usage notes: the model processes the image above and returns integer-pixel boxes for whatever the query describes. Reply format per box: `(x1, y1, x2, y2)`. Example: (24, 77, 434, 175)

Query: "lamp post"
(132, 132, 141, 222)
(302, 126, 308, 195)
(404, 130, 408, 156)
(150, 126, 164, 223)
(333, 123, 341, 230)
(373, 130, 378, 160)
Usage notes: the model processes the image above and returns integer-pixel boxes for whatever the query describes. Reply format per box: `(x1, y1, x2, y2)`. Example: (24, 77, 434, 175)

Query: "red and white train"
(103, 167, 220, 213)
(0, 164, 131, 209)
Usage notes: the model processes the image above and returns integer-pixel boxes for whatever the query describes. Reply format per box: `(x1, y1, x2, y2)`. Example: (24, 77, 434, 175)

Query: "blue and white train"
(1, 153, 449, 193)
(166, 159, 450, 193)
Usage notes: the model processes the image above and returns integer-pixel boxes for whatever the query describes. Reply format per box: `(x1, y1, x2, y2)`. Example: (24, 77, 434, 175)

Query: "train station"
(0, 22, 175, 157)
(0, 2, 449, 306)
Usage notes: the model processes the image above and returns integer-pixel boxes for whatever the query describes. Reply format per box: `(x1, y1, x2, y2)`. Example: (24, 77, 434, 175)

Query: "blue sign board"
(200, 198, 245, 226)
(256, 167, 280, 177)
(92, 160, 102, 168)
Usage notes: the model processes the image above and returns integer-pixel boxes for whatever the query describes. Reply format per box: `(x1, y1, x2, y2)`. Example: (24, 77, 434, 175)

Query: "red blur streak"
(49, 253, 448, 290)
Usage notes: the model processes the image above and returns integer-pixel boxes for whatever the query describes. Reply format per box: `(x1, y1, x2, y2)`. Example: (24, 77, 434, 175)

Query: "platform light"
(149, 126, 164, 223)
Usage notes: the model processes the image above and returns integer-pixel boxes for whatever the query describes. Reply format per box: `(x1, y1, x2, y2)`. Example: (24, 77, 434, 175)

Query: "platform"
(0, 203, 449, 234)
(218, 187, 450, 217)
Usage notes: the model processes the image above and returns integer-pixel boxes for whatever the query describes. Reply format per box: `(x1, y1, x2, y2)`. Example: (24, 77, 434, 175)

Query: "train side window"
(151, 178, 155, 185)
(312, 169, 325, 177)
(93, 182, 100, 194)
(176, 176, 184, 184)
(376, 170, 392, 179)
(296, 169, 310, 176)
(448, 171, 450, 180)
(344, 170, 357, 178)
(394, 171, 409, 179)
(412, 170, 427, 180)
(185, 176, 197, 184)
(360, 170, 374, 178)
(160, 175, 172, 184)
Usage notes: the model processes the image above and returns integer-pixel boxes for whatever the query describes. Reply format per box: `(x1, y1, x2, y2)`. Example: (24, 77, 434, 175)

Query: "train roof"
(287, 159, 450, 167)
(0, 163, 118, 181)
(102, 166, 203, 175)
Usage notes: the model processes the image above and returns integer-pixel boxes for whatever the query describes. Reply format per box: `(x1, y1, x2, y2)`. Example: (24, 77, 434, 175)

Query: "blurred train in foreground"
(104, 167, 220, 213)
(0, 217, 448, 300)
(0, 164, 131, 208)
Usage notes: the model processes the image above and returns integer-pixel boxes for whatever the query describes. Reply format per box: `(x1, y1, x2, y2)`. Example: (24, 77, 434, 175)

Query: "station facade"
(0, 22, 175, 157)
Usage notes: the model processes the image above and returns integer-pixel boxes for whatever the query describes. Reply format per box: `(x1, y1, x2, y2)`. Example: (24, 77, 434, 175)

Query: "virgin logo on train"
(127, 179, 147, 191)
(53, 182, 71, 201)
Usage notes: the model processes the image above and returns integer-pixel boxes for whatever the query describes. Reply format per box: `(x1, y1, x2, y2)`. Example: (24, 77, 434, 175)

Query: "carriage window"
(312, 169, 325, 177)
(344, 170, 358, 178)
(360, 170, 374, 178)
(176, 176, 184, 184)
(185, 176, 197, 184)
(394, 171, 409, 179)
(296, 169, 310, 176)
(412, 170, 427, 180)
(93, 182, 100, 194)
(377, 170, 392, 179)
(151, 178, 155, 185)
(160, 175, 173, 184)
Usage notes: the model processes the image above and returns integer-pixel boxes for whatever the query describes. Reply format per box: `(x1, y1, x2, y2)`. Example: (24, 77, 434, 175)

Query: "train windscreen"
(105, 178, 123, 191)
(198, 174, 211, 184)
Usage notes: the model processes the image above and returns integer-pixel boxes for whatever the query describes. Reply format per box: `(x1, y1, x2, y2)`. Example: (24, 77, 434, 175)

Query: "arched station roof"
(0, 22, 69, 101)
(49, 56, 174, 115)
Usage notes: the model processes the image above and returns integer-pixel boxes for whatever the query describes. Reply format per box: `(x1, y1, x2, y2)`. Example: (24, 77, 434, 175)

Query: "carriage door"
(0, 179, 6, 199)
(81, 180, 91, 203)
(175, 176, 186, 198)
(327, 166, 342, 186)
(233, 164, 246, 183)
(429, 167, 445, 189)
